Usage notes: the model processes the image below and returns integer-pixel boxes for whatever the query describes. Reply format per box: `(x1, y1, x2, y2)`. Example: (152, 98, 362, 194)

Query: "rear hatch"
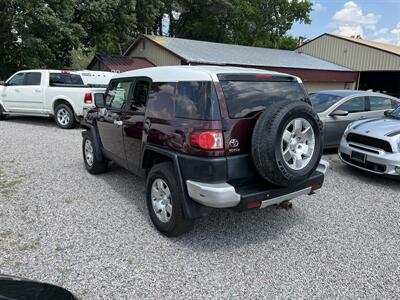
(216, 73, 309, 156)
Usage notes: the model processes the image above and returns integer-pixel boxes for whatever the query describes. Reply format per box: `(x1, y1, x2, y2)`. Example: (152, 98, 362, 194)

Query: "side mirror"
(330, 109, 349, 117)
(384, 109, 393, 116)
(94, 93, 105, 108)
(0, 81, 6, 86)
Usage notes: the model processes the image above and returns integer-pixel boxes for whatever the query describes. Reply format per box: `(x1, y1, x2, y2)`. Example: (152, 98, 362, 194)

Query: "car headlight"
(343, 124, 352, 137)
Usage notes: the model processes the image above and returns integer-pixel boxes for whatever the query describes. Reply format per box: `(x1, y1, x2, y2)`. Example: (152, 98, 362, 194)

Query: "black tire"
(82, 134, 108, 174)
(0, 104, 6, 120)
(146, 162, 193, 237)
(252, 100, 322, 187)
(54, 104, 75, 129)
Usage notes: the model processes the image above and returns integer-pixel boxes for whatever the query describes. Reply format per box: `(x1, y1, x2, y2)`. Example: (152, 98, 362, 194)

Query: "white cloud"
(334, 25, 364, 37)
(372, 23, 400, 46)
(331, 1, 380, 37)
(312, 3, 326, 12)
(333, 1, 379, 28)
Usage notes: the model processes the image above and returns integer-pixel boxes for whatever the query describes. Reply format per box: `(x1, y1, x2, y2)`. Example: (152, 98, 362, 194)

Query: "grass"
(0, 160, 26, 196)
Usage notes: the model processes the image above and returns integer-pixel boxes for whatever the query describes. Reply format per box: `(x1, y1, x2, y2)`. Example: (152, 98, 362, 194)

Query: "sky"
(289, 0, 400, 46)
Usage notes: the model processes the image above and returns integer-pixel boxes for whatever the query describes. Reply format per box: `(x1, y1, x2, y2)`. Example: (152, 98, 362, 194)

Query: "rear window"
(220, 80, 307, 118)
(49, 73, 84, 86)
(175, 81, 220, 120)
(309, 93, 343, 113)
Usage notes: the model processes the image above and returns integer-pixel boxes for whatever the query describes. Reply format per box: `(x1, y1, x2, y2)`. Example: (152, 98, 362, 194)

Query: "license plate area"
(351, 151, 366, 163)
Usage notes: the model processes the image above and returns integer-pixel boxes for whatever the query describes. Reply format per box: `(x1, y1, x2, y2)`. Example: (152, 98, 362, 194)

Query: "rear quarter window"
(220, 80, 307, 118)
(175, 81, 221, 121)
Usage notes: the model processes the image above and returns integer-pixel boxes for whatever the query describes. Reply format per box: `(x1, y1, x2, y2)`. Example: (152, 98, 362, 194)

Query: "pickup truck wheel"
(82, 135, 108, 174)
(0, 104, 6, 120)
(252, 100, 322, 187)
(54, 104, 75, 129)
(146, 162, 193, 237)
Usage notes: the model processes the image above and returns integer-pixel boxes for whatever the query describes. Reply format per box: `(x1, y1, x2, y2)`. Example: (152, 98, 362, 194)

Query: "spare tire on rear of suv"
(252, 100, 322, 187)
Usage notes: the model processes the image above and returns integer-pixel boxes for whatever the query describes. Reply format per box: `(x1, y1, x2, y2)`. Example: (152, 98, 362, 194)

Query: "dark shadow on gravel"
(2, 116, 80, 129)
(3, 116, 55, 128)
(95, 163, 306, 250)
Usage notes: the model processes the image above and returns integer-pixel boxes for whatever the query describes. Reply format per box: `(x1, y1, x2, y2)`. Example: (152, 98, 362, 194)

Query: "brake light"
(190, 131, 224, 150)
(256, 74, 273, 79)
(84, 93, 92, 104)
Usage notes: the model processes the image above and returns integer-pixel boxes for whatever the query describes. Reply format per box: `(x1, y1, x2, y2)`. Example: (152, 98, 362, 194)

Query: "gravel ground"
(0, 116, 399, 299)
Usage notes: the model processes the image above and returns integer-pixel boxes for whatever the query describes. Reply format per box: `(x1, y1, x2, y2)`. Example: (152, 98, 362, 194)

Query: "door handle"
(15, 89, 20, 92)
(114, 120, 123, 127)
(144, 119, 151, 133)
(35, 89, 41, 93)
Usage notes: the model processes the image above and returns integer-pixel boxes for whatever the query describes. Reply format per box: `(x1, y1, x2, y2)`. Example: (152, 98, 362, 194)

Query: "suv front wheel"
(146, 162, 193, 237)
(82, 134, 108, 174)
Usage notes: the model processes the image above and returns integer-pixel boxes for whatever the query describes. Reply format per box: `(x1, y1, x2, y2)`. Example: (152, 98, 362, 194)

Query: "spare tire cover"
(251, 100, 322, 187)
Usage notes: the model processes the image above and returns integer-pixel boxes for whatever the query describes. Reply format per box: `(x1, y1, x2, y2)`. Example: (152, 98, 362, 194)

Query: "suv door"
(123, 77, 151, 173)
(97, 79, 134, 165)
(3, 72, 44, 113)
(325, 96, 367, 147)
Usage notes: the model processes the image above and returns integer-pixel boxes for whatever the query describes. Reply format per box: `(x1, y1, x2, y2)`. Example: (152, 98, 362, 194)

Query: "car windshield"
(220, 80, 306, 118)
(309, 93, 343, 113)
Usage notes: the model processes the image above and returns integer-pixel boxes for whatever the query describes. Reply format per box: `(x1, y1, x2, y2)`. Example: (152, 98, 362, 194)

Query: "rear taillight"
(84, 93, 92, 104)
(190, 131, 224, 150)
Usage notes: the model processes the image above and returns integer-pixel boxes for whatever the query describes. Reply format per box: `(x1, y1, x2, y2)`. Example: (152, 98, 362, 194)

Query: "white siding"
(298, 35, 400, 71)
(128, 39, 181, 66)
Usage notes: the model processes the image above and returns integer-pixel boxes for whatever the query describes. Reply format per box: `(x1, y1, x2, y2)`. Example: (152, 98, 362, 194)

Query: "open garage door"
(359, 71, 400, 98)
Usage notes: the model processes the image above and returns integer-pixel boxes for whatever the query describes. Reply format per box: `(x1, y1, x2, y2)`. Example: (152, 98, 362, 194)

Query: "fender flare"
(142, 145, 210, 219)
(81, 121, 105, 161)
(51, 97, 78, 117)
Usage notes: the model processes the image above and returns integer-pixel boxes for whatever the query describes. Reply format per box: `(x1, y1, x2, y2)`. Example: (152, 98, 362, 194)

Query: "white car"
(0, 70, 110, 129)
(339, 106, 400, 176)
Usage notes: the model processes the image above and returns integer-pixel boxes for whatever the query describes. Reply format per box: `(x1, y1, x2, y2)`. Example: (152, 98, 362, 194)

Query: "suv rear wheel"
(146, 162, 193, 236)
(252, 100, 322, 187)
(54, 104, 75, 129)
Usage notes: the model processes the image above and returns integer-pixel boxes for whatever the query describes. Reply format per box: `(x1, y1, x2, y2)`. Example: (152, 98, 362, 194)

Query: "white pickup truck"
(0, 70, 113, 129)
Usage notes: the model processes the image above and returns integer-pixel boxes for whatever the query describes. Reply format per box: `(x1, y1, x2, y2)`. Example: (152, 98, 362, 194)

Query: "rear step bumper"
(186, 159, 329, 209)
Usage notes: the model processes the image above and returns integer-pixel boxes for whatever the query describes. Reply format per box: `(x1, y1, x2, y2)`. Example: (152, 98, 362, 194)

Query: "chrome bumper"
(186, 159, 329, 209)
(339, 137, 400, 175)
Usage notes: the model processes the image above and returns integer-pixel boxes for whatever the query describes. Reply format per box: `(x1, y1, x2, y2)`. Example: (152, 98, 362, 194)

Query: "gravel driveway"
(0, 117, 399, 299)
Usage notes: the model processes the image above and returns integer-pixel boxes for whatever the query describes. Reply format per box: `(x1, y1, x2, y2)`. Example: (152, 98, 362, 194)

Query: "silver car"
(338, 106, 400, 176)
(309, 90, 400, 148)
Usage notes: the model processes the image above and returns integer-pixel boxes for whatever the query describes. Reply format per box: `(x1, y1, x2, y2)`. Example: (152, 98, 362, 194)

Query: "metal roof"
(88, 55, 154, 72)
(142, 35, 351, 72)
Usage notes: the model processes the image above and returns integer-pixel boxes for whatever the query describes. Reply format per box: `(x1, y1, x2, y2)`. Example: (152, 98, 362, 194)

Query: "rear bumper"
(186, 159, 329, 209)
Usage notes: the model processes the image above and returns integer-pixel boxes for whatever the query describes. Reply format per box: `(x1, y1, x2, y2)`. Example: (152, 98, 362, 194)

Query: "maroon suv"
(81, 66, 329, 236)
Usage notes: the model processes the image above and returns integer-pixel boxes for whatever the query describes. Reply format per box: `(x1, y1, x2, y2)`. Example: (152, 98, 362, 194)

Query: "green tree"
(160, 0, 311, 50)
(0, 0, 85, 79)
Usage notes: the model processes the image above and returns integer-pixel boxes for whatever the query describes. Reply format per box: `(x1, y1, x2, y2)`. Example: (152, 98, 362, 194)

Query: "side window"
(7, 73, 25, 86)
(369, 96, 393, 111)
(24, 72, 42, 86)
(49, 73, 84, 86)
(146, 83, 175, 120)
(130, 79, 150, 113)
(338, 97, 365, 113)
(175, 81, 220, 120)
(106, 80, 133, 110)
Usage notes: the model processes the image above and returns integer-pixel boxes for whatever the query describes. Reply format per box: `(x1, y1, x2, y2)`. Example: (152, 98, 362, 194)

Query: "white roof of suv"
(114, 65, 299, 83)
